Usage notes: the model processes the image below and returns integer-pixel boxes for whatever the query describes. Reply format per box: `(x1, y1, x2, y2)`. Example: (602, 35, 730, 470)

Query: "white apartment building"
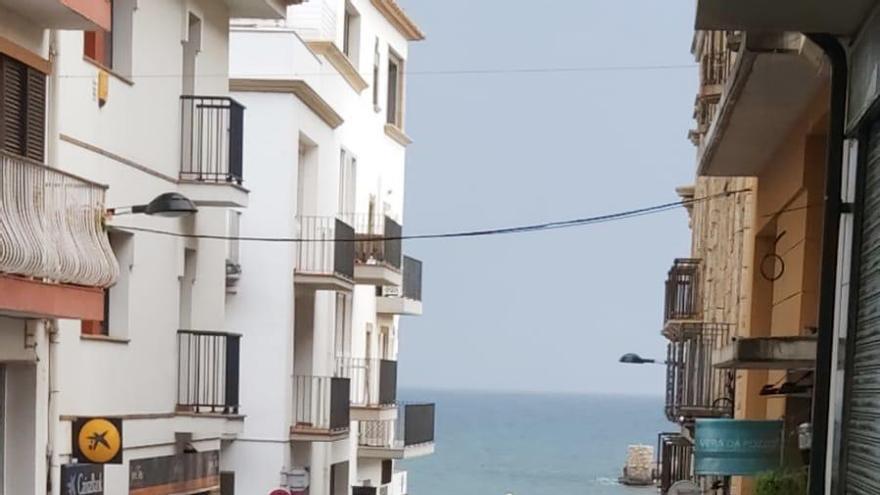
(0, 0, 298, 493)
(226, 1, 433, 494)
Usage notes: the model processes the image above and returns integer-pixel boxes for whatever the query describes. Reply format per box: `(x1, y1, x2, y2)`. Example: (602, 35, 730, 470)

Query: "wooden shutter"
(844, 119, 880, 494)
(0, 54, 45, 162)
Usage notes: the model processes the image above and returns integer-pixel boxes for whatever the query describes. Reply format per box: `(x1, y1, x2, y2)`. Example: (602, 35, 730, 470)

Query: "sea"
(400, 389, 672, 495)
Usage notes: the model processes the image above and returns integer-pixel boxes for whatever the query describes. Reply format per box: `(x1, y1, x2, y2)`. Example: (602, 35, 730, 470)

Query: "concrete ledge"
(290, 426, 350, 442)
(713, 336, 817, 370)
(358, 442, 434, 460)
(376, 296, 423, 316)
(354, 264, 402, 287)
(350, 404, 399, 422)
(294, 272, 355, 293)
(178, 181, 250, 208)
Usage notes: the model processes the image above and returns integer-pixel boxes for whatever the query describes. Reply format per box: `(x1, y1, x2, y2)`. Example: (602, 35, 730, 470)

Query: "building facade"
(654, 2, 880, 495)
(0, 0, 430, 493)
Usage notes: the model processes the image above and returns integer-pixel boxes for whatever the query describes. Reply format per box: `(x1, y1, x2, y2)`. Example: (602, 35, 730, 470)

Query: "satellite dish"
(668, 481, 700, 495)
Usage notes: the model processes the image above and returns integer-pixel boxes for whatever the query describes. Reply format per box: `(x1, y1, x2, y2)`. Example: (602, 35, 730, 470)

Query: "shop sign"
(71, 417, 123, 465)
(61, 463, 104, 495)
(129, 450, 220, 494)
(694, 419, 783, 475)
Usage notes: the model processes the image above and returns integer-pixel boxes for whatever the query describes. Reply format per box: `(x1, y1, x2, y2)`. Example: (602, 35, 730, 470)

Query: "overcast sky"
(396, 0, 697, 396)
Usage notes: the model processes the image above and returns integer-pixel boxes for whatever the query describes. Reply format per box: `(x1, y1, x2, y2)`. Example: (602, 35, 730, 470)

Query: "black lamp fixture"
(619, 353, 664, 365)
(108, 192, 198, 218)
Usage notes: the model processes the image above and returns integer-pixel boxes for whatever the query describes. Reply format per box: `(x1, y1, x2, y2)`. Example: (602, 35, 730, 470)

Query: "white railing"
(0, 151, 118, 287)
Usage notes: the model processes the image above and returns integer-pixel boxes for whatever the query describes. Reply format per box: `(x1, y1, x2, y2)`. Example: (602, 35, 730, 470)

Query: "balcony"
(656, 432, 694, 495)
(338, 358, 398, 421)
(0, 151, 118, 321)
(224, 0, 297, 19)
(178, 96, 249, 207)
(176, 330, 242, 416)
(691, 30, 827, 177)
(0, 0, 111, 31)
(348, 214, 403, 287)
(665, 323, 734, 423)
(358, 403, 435, 459)
(294, 216, 355, 292)
(664, 259, 701, 332)
(291, 375, 350, 441)
(352, 471, 407, 495)
(376, 256, 423, 316)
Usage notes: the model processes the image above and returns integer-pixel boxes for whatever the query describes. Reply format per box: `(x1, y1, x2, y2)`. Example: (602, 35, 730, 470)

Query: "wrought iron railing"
(345, 214, 403, 270)
(665, 323, 734, 423)
(359, 403, 435, 448)
(180, 95, 245, 184)
(657, 432, 694, 494)
(665, 259, 702, 324)
(690, 31, 741, 148)
(337, 357, 397, 406)
(176, 330, 241, 414)
(294, 216, 355, 280)
(292, 375, 351, 432)
(0, 150, 118, 287)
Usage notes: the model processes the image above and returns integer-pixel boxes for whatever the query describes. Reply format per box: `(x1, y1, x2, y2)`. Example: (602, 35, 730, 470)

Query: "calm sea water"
(400, 389, 672, 495)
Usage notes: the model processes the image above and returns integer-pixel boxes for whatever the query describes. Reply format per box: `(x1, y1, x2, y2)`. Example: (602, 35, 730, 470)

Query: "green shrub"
(755, 469, 808, 495)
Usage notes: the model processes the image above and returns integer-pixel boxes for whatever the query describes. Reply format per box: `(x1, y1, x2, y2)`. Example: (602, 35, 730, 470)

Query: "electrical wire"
(110, 188, 751, 243)
(58, 63, 696, 80)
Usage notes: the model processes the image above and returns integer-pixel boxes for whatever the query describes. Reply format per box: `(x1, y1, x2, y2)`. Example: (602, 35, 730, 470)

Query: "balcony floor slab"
(713, 336, 817, 370)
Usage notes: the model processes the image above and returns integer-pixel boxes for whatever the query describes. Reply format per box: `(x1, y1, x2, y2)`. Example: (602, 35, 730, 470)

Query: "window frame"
(386, 50, 404, 127)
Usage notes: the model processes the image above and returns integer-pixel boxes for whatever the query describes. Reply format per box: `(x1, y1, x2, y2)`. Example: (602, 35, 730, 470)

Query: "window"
(372, 39, 381, 110)
(342, 3, 360, 65)
(82, 230, 133, 336)
(338, 149, 357, 215)
(386, 51, 404, 127)
(0, 54, 46, 162)
(84, 0, 135, 76)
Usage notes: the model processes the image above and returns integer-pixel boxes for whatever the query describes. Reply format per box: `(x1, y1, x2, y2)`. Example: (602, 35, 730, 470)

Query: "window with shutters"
(0, 54, 46, 162)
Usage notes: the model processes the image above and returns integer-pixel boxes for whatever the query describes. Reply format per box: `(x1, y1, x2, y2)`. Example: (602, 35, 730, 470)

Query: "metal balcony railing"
(345, 214, 403, 270)
(176, 330, 241, 414)
(664, 259, 702, 324)
(378, 255, 422, 301)
(292, 375, 351, 432)
(180, 95, 245, 185)
(295, 216, 355, 280)
(0, 150, 118, 287)
(657, 432, 694, 494)
(359, 403, 435, 448)
(690, 31, 741, 148)
(336, 357, 397, 407)
(665, 323, 734, 423)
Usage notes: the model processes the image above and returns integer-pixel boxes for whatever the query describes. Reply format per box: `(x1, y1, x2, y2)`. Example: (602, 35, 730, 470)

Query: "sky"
(396, 0, 698, 396)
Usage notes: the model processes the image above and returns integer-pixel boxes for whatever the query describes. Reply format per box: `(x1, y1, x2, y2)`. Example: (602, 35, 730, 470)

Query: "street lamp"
(108, 192, 198, 218)
(618, 353, 665, 365)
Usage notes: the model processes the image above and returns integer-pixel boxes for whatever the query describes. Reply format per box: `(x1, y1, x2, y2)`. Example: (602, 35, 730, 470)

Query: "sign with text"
(71, 418, 123, 465)
(129, 450, 220, 495)
(694, 419, 783, 475)
(61, 463, 104, 495)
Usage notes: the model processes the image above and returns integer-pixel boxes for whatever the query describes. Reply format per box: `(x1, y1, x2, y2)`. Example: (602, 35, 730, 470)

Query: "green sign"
(694, 419, 783, 475)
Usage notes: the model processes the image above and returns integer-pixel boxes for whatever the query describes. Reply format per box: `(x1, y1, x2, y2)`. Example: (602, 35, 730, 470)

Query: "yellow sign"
(73, 417, 122, 464)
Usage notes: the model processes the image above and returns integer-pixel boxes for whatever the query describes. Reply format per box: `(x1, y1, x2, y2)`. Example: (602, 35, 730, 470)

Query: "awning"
(695, 0, 877, 36)
(713, 336, 817, 370)
(698, 33, 828, 176)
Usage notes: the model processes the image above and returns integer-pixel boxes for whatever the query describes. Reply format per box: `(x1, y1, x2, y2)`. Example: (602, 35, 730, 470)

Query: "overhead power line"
(58, 63, 696, 80)
(111, 188, 751, 243)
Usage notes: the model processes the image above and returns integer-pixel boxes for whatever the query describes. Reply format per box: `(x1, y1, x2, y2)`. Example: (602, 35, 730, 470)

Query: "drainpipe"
(804, 33, 847, 495)
(46, 31, 61, 495)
